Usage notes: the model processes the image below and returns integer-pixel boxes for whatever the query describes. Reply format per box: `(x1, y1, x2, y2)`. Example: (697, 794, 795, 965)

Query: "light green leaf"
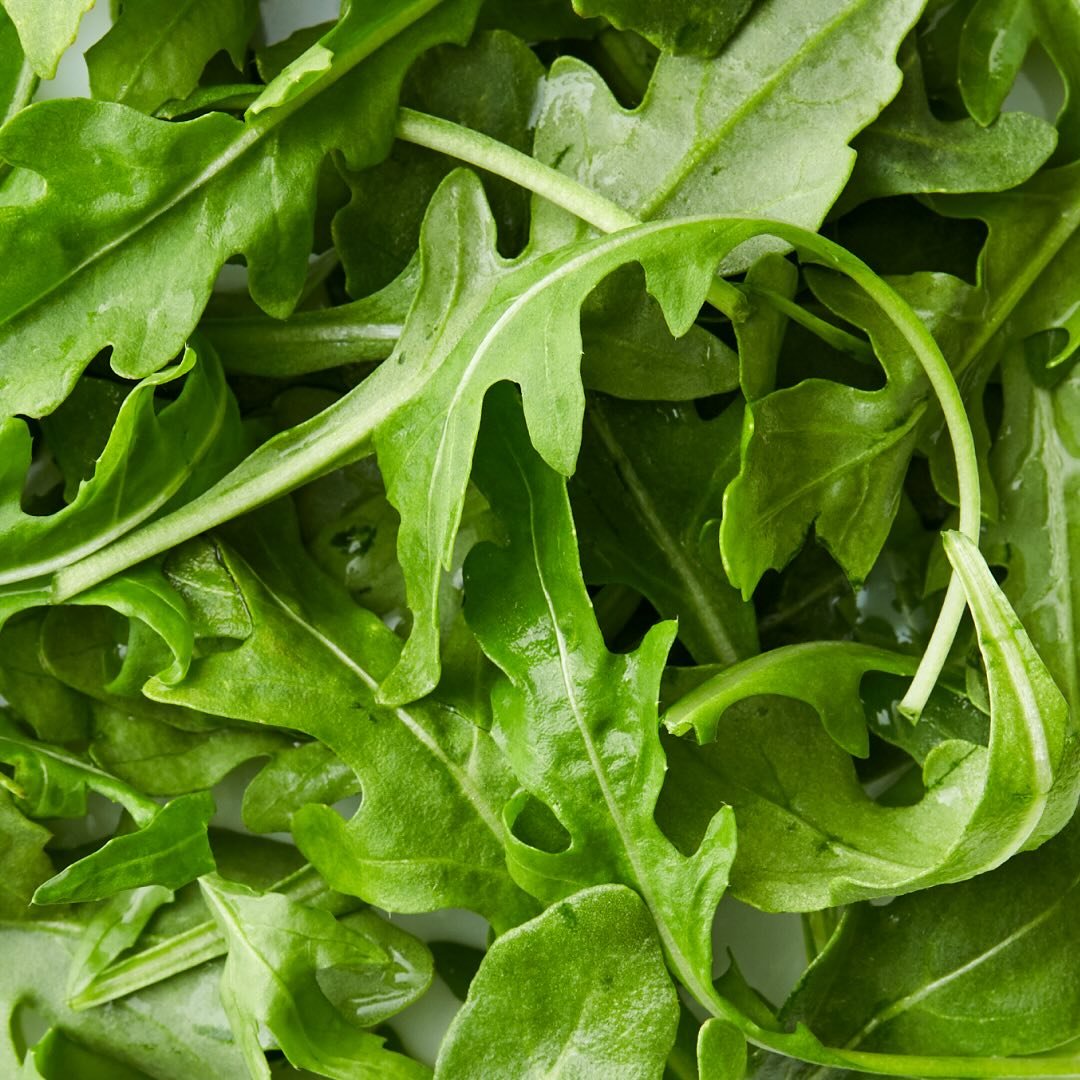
(0, 787, 52, 919)
(698, 1019, 748, 1080)
(664, 642, 918, 757)
(146, 518, 537, 931)
(465, 386, 736, 1004)
(0, 919, 245, 1077)
(201, 876, 430, 1080)
(89, 707, 284, 796)
(85, 0, 257, 114)
(435, 885, 679, 1079)
(0, 0, 95, 78)
(533, 0, 923, 268)
(0, 6, 35, 128)
(0, 344, 238, 589)
(659, 531, 1077, 911)
(33, 790, 216, 905)
(986, 351, 1080, 717)
(0, 0, 480, 418)
(242, 741, 359, 835)
(66, 885, 174, 1000)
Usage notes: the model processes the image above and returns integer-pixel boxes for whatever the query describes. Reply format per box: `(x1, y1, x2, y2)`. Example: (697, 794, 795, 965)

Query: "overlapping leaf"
(85, 0, 258, 114)
(464, 386, 737, 1001)
(533, 0, 923, 265)
(144, 519, 537, 932)
(660, 533, 1075, 911)
(435, 885, 679, 1078)
(0, 0, 481, 417)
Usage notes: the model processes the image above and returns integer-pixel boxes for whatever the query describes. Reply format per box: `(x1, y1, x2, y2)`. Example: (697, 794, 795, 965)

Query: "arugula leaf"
(66, 884, 174, 1000)
(0, 917, 246, 1076)
(0, 5, 34, 127)
(89, 707, 284, 796)
(145, 517, 538, 931)
(0, 0, 95, 79)
(242, 742, 359, 835)
(435, 884, 680, 1078)
(844, 38, 1057, 206)
(0, 343, 239, 588)
(85, 0, 258, 114)
(570, 394, 757, 665)
(957, 0, 1080, 159)
(660, 533, 1074, 909)
(986, 351, 1080, 715)
(533, 0, 923, 267)
(201, 876, 431, 1079)
(784, 818, 1080, 1057)
(33, 791, 215, 905)
(570, 0, 753, 55)
(721, 268, 983, 595)
(0, 0, 481, 418)
(465, 385, 736, 1004)
(0, 787, 52, 918)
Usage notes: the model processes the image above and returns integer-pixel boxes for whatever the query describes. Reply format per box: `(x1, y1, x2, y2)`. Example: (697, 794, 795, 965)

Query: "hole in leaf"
(510, 793, 571, 854)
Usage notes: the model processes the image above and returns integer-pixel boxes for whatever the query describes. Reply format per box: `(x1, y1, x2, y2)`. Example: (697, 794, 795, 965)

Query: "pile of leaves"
(1, 0, 1079, 1075)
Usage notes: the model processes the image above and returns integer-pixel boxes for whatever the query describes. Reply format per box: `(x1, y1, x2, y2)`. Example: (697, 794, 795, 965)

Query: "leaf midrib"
(586, 405, 741, 665)
(844, 866, 1080, 1048)
(637, 0, 877, 220)
(254, 566, 507, 846)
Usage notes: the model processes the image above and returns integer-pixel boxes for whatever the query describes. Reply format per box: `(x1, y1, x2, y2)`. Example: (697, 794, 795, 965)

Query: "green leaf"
(0, 787, 52, 918)
(942, 530, 1078, 850)
(533, 0, 923, 268)
(986, 351, 1080, 716)
(242, 741, 359, 835)
(0, 343, 239, 588)
(0, 613, 91, 742)
(0, 0, 96, 78)
(0, 6, 35, 128)
(957, 0, 1080, 159)
(664, 642, 919, 758)
(335, 29, 542, 298)
(89, 707, 284, 796)
(845, 37, 1057, 206)
(360, 171, 754, 702)
(735, 253, 798, 402)
(19, 1028, 154, 1080)
(146, 519, 537, 931)
(570, 0, 753, 55)
(435, 885, 680, 1079)
(720, 269, 976, 595)
(0, 919, 246, 1076)
(570, 394, 757, 666)
(200, 260, 417, 377)
(33, 790, 216, 904)
(201, 875, 430, 1079)
(784, 818, 1080, 1057)
(85, 0, 258, 114)
(658, 533, 1077, 912)
(698, 1019, 748, 1080)
(66, 884, 174, 1000)
(465, 386, 736, 1004)
(0, 0, 481, 418)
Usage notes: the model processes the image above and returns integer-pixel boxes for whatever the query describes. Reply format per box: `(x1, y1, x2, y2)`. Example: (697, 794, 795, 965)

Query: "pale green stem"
(739, 282, 873, 360)
(397, 109, 981, 717)
(396, 107, 750, 321)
